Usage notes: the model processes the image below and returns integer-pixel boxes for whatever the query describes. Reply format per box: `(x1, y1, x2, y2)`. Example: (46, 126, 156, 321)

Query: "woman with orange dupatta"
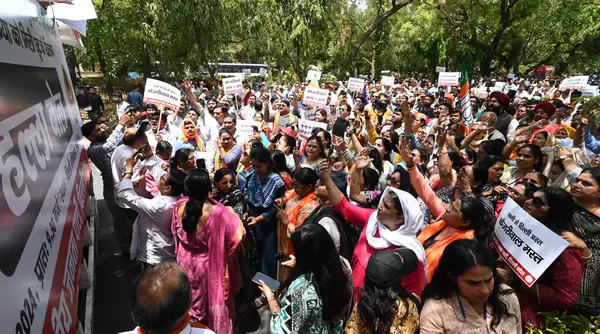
(398, 137, 491, 282)
(171, 169, 245, 334)
(275, 167, 320, 280)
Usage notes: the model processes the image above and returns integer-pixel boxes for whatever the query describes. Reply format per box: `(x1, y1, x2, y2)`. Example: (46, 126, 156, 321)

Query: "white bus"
(209, 62, 268, 77)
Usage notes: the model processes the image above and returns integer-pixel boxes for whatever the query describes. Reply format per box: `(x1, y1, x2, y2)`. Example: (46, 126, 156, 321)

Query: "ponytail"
(182, 197, 203, 233)
(181, 169, 212, 233)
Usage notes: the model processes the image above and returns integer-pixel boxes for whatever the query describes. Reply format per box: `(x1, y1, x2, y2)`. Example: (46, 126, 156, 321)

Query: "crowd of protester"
(81, 72, 600, 334)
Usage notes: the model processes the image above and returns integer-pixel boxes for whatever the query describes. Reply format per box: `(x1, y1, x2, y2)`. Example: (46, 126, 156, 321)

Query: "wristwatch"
(123, 170, 134, 177)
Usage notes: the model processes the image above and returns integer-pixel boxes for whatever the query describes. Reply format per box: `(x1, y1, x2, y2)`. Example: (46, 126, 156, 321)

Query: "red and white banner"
(0, 13, 89, 334)
(493, 198, 568, 287)
(438, 72, 460, 87)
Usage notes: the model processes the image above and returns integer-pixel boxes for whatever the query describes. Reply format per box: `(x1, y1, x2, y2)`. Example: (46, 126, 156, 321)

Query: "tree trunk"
(95, 38, 107, 74)
(143, 45, 152, 79)
(479, 0, 520, 76)
(65, 46, 78, 84)
(352, 0, 415, 71)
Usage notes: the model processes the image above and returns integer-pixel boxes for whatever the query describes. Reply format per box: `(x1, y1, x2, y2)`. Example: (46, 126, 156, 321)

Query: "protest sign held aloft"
(143, 78, 181, 111)
(223, 76, 244, 95)
(303, 87, 329, 107)
(493, 198, 569, 287)
(381, 75, 395, 87)
(438, 72, 460, 86)
(348, 77, 364, 91)
(560, 76, 590, 90)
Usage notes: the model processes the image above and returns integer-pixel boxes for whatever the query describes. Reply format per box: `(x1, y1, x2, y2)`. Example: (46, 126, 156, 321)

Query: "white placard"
(0, 12, 90, 334)
(306, 70, 322, 82)
(381, 76, 395, 87)
(493, 198, 569, 287)
(237, 120, 261, 140)
(507, 73, 515, 79)
(489, 82, 506, 93)
(560, 76, 590, 90)
(243, 69, 251, 75)
(303, 108, 317, 121)
(435, 66, 446, 73)
(582, 85, 599, 97)
(223, 76, 243, 95)
(298, 119, 328, 140)
(348, 77, 364, 91)
(259, 68, 268, 76)
(438, 72, 460, 86)
(303, 87, 329, 107)
(143, 78, 181, 111)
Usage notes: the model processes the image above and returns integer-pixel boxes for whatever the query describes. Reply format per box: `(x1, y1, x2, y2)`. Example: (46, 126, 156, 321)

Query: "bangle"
(123, 170, 133, 176)
(407, 164, 416, 171)
(582, 249, 593, 260)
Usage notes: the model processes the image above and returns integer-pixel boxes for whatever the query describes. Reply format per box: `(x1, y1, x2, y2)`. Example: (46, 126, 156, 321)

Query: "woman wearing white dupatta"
(320, 156, 426, 303)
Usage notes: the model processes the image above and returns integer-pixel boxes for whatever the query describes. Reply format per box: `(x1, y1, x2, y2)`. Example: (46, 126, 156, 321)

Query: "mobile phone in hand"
(275, 252, 291, 263)
(252, 272, 281, 291)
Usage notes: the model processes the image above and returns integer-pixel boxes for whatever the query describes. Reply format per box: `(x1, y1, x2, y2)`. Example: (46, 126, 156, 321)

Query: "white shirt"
(168, 112, 187, 138)
(146, 129, 177, 152)
(240, 105, 256, 121)
(111, 144, 145, 208)
(116, 179, 177, 265)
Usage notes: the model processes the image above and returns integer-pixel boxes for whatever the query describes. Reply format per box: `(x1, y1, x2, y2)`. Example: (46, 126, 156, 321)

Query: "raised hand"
(398, 136, 414, 166)
(354, 148, 373, 170)
(319, 159, 332, 181)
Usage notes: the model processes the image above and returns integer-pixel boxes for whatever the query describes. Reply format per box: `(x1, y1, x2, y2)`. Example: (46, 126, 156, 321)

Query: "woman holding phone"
(259, 223, 352, 333)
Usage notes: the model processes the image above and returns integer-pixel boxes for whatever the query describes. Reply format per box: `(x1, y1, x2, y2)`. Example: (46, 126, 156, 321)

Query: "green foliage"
(526, 311, 600, 334)
(78, 0, 600, 82)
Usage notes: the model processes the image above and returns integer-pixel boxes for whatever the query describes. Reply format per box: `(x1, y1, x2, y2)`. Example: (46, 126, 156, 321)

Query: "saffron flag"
(460, 65, 474, 126)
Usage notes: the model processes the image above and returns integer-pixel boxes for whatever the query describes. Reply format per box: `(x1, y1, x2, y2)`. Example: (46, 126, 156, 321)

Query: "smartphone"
(252, 272, 281, 291)
(136, 119, 150, 137)
(296, 138, 303, 150)
(275, 252, 291, 263)
(332, 117, 348, 137)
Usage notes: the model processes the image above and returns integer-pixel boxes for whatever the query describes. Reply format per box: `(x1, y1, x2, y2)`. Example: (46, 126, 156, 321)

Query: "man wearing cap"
(488, 91, 518, 140)
(345, 249, 421, 333)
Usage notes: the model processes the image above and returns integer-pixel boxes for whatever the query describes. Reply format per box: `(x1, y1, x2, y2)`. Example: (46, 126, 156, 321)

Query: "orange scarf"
(215, 145, 233, 170)
(180, 120, 206, 152)
(281, 191, 319, 255)
(417, 220, 475, 282)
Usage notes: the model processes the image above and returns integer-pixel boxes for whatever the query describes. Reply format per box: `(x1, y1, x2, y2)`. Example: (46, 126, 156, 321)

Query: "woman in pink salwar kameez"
(171, 169, 245, 334)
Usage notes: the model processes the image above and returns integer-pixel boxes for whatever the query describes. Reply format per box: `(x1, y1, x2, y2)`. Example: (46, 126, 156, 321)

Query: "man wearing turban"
(489, 91, 519, 140)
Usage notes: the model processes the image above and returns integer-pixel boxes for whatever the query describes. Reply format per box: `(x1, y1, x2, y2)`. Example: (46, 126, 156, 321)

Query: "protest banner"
(560, 76, 590, 90)
(435, 66, 446, 73)
(489, 82, 506, 92)
(259, 67, 268, 76)
(348, 77, 364, 91)
(237, 119, 261, 141)
(438, 72, 460, 86)
(303, 87, 329, 107)
(582, 86, 599, 97)
(306, 70, 322, 82)
(303, 108, 317, 121)
(381, 75, 395, 87)
(243, 68, 251, 75)
(143, 78, 181, 111)
(507, 73, 515, 79)
(298, 118, 328, 141)
(0, 13, 90, 334)
(223, 76, 244, 95)
(493, 198, 569, 287)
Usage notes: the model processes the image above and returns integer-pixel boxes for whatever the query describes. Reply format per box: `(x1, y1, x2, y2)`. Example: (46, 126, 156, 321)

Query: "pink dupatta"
(171, 197, 245, 334)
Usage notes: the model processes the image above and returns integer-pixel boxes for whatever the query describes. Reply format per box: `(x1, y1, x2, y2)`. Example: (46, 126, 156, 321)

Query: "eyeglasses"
(450, 203, 462, 215)
(530, 196, 547, 208)
(386, 175, 401, 184)
(507, 187, 523, 199)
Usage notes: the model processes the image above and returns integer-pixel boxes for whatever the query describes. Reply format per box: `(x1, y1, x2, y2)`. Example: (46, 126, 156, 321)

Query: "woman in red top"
(517, 187, 583, 329)
(320, 153, 426, 302)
